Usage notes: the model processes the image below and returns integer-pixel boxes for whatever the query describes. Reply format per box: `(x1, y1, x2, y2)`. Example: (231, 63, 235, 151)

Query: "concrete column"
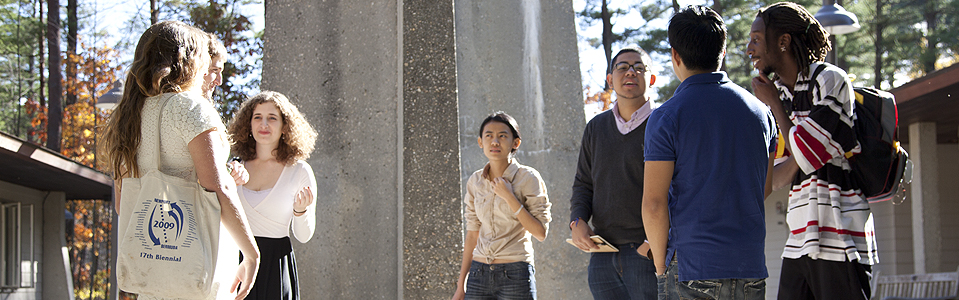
(455, 0, 586, 298)
(41, 192, 75, 300)
(401, 1, 462, 299)
(263, 0, 461, 298)
(909, 122, 941, 274)
(264, 0, 582, 297)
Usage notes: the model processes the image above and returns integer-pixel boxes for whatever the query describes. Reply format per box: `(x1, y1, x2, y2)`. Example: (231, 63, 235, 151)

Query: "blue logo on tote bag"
(148, 198, 185, 249)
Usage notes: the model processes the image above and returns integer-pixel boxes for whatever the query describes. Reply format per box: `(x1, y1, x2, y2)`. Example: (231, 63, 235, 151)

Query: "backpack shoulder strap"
(809, 64, 827, 81)
(804, 64, 829, 103)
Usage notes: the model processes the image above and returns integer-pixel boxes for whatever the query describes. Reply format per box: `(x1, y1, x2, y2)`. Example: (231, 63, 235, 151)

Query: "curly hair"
(228, 91, 317, 165)
(97, 20, 209, 178)
(757, 2, 831, 75)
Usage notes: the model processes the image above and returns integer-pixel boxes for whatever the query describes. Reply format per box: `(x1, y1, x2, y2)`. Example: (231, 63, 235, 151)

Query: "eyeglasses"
(613, 62, 647, 73)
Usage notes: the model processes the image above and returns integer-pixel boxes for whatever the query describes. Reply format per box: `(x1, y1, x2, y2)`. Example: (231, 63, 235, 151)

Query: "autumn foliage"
(61, 44, 122, 167)
(66, 200, 113, 299)
(25, 43, 121, 168)
(23, 42, 123, 299)
(584, 86, 613, 111)
(24, 100, 47, 143)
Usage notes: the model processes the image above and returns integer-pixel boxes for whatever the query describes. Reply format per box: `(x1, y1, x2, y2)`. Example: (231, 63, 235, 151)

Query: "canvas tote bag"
(116, 95, 221, 299)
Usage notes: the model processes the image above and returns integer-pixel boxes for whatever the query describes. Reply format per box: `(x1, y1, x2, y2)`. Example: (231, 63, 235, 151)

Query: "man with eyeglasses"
(569, 47, 658, 300)
(643, 6, 776, 299)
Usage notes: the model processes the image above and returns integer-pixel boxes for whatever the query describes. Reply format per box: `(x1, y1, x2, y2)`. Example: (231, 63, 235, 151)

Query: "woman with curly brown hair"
(98, 20, 259, 300)
(227, 91, 318, 300)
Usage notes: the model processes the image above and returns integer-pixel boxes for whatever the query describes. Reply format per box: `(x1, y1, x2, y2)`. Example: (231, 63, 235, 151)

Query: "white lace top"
(137, 91, 227, 179)
(135, 92, 229, 299)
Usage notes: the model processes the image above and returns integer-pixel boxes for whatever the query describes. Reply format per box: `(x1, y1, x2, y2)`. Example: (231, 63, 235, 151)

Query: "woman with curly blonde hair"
(227, 90, 318, 300)
(98, 20, 259, 300)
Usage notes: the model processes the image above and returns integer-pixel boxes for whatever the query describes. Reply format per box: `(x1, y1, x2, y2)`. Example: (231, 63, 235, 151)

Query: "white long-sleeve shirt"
(239, 160, 317, 243)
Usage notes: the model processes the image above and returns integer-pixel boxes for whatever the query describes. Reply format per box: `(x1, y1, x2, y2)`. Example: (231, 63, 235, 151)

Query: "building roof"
(0, 131, 113, 200)
(892, 63, 959, 144)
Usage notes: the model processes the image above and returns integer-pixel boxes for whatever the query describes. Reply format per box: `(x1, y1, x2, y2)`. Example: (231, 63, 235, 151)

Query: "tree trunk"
(874, 0, 884, 89)
(15, 3, 24, 137)
(38, 0, 45, 107)
(837, 36, 849, 71)
(920, 0, 938, 74)
(47, 0, 61, 152)
(712, 0, 727, 72)
(88, 203, 100, 299)
(66, 0, 77, 106)
(601, 0, 612, 90)
(151, 0, 159, 25)
(834, 0, 848, 71)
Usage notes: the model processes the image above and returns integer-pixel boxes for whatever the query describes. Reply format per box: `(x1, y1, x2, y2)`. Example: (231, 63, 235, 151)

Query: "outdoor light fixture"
(814, 2, 861, 35)
(96, 80, 123, 110)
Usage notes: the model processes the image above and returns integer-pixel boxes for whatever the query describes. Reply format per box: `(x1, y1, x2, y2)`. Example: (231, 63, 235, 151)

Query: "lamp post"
(92, 79, 122, 167)
(814, 0, 861, 65)
(96, 80, 123, 110)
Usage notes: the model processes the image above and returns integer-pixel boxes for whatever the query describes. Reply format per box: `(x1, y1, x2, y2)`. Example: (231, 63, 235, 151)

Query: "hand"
(751, 71, 781, 108)
(231, 256, 259, 300)
(637, 241, 651, 260)
(293, 186, 314, 215)
(570, 220, 599, 251)
(228, 161, 249, 186)
(451, 287, 466, 300)
(492, 177, 514, 201)
(655, 263, 666, 276)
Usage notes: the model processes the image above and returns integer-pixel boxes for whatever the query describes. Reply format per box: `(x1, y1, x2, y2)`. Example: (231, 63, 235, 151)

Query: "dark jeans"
(588, 243, 658, 300)
(657, 256, 765, 300)
(778, 256, 872, 300)
(465, 261, 536, 300)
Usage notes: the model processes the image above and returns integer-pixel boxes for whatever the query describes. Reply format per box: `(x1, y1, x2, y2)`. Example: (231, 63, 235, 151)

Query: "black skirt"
(239, 236, 299, 300)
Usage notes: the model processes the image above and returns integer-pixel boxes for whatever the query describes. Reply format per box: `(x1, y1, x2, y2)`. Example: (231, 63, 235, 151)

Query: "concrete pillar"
(909, 122, 941, 274)
(263, 0, 461, 299)
(263, 0, 582, 297)
(41, 192, 75, 300)
(455, 0, 586, 298)
(400, 1, 462, 298)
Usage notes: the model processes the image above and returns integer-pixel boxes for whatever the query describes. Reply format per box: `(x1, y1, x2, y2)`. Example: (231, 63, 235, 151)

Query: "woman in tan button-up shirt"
(451, 112, 552, 300)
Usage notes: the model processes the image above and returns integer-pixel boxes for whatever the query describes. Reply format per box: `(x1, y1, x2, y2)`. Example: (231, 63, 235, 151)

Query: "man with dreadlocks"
(746, 2, 877, 300)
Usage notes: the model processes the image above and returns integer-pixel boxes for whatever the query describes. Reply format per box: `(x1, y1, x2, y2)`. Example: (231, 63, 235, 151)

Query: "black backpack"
(847, 86, 912, 203)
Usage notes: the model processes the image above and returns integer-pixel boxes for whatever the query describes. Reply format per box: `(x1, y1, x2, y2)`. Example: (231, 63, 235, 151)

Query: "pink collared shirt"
(612, 100, 654, 135)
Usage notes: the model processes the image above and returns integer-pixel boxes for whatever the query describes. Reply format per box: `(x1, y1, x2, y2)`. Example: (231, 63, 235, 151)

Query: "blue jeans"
(657, 256, 765, 300)
(588, 243, 658, 300)
(465, 261, 536, 300)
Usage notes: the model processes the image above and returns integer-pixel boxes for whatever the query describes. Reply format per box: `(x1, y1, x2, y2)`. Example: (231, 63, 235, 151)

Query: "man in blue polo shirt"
(642, 5, 777, 299)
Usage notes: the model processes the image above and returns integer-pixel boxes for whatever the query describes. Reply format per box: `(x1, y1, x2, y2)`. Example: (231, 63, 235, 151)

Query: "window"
(19, 205, 34, 288)
(0, 203, 34, 289)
